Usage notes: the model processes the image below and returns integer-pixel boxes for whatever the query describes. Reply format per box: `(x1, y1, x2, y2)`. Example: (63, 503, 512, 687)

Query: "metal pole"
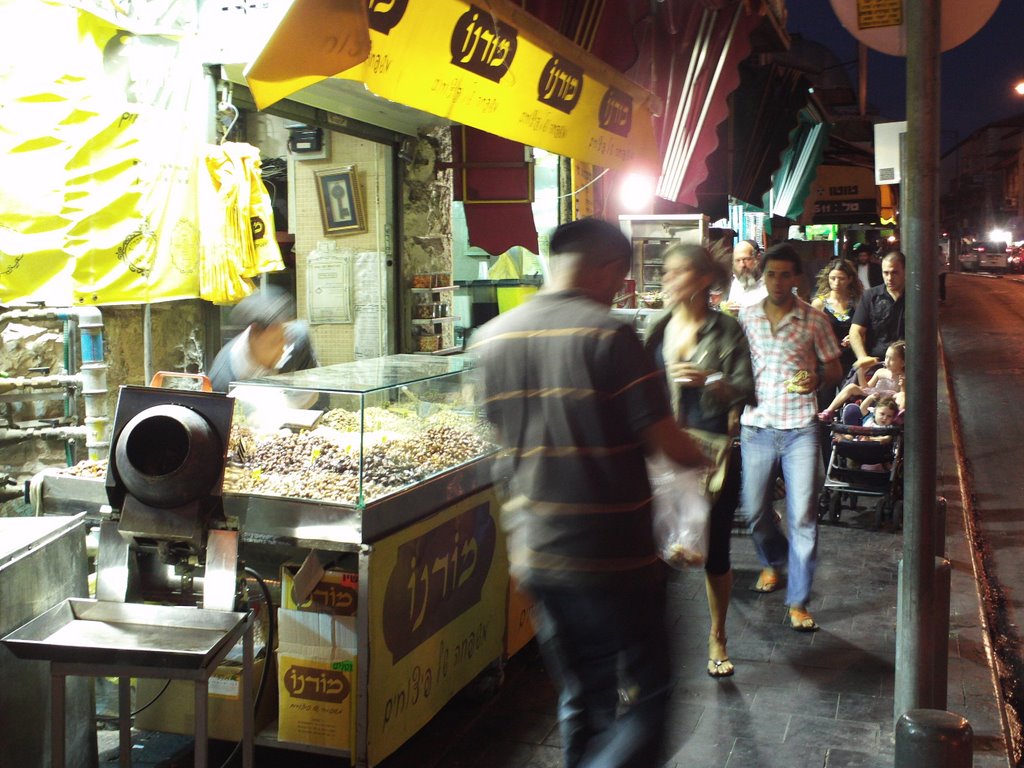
(896, 0, 942, 720)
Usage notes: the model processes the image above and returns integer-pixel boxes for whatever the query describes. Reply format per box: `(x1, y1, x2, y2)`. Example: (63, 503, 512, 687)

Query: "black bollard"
(895, 709, 972, 768)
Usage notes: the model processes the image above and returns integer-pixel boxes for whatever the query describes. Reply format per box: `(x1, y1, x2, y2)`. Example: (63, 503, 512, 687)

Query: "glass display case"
(222, 354, 494, 512)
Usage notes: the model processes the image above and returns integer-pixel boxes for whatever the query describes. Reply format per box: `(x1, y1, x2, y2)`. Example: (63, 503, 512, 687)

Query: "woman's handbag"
(683, 428, 734, 504)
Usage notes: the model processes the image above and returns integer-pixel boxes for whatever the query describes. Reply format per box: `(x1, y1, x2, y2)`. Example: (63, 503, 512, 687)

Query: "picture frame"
(315, 166, 366, 236)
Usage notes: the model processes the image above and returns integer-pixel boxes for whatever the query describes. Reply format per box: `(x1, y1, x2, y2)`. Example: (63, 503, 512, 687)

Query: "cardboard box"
(276, 608, 358, 750)
(281, 564, 358, 616)
(134, 655, 275, 741)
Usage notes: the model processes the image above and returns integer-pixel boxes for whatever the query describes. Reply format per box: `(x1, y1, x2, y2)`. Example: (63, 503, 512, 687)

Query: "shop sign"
(245, 0, 659, 173)
(802, 165, 881, 225)
(367, 488, 506, 765)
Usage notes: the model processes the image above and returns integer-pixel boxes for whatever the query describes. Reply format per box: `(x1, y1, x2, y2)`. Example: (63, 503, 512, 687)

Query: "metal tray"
(2, 598, 248, 670)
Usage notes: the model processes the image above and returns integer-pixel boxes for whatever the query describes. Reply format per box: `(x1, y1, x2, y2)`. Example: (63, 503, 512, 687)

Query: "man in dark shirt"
(207, 285, 318, 393)
(472, 218, 705, 768)
(850, 250, 906, 362)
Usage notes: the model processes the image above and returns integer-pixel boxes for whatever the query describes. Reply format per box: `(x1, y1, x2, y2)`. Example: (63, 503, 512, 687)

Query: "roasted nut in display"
(319, 408, 359, 432)
(58, 459, 108, 478)
(221, 404, 495, 503)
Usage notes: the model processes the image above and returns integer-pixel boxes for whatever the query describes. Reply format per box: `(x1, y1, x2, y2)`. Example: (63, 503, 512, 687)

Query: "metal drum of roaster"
(104, 387, 233, 548)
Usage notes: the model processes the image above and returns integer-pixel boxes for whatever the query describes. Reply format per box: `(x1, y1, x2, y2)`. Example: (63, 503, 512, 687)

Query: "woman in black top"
(645, 244, 755, 678)
(811, 258, 862, 377)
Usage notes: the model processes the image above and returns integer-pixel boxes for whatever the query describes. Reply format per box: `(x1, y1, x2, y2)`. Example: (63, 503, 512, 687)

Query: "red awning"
(452, 127, 540, 255)
(647, 4, 759, 207)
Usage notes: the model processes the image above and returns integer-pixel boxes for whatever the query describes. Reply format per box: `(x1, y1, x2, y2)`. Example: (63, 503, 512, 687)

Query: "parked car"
(960, 241, 1009, 273)
(975, 241, 1011, 273)
(1009, 247, 1024, 273)
(959, 248, 979, 272)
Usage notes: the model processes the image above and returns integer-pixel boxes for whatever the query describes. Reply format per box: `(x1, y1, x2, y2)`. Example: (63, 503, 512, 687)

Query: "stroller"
(817, 420, 904, 529)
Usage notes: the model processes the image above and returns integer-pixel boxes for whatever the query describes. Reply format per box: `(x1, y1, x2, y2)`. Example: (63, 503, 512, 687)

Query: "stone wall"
(1, 320, 68, 513)
(0, 301, 211, 514)
(401, 127, 454, 352)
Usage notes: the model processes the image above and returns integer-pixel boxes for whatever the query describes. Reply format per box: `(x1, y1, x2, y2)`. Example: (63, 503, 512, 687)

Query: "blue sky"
(785, 0, 1024, 148)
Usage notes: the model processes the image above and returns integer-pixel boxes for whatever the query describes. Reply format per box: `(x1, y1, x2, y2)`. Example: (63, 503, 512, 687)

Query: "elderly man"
(849, 250, 906, 363)
(472, 217, 705, 768)
(724, 240, 767, 313)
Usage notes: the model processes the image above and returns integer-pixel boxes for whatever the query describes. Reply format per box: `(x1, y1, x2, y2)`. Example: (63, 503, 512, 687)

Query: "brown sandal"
(752, 568, 780, 593)
(788, 606, 819, 632)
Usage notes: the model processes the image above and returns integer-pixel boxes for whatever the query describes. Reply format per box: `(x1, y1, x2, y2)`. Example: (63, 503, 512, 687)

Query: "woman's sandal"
(708, 633, 734, 678)
(707, 657, 735, 678)
(788, 606, 819, 632)
(752, 568, 780, 593)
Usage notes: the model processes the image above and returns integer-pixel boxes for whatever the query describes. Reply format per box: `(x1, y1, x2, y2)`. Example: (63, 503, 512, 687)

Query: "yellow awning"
(244, 0, 660, 173)
(244, 0, 372, 111)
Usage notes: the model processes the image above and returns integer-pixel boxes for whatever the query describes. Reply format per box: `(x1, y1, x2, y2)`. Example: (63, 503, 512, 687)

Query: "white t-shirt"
(728, 275, 767, 308)
(857, 263, 872, 291)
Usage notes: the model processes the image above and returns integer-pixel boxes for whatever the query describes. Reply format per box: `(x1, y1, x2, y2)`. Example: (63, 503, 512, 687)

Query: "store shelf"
(411, 317, 456, 325)
(410, 286, 456, 294)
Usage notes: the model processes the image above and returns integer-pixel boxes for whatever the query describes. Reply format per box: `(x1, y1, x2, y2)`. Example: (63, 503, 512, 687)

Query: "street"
(941, 271, 1024, 761)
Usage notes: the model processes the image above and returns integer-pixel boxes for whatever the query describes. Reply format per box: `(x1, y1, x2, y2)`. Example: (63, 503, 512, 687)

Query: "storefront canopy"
(244, 0, 661, 173)
(765, 107, 829, 221)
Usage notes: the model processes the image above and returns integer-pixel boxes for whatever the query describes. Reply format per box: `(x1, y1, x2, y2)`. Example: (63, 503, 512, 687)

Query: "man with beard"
(852, 242, 883, 291)
(724, 240, 767, 313)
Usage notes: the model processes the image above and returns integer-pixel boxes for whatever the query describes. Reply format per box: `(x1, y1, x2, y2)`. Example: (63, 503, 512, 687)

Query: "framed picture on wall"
(315, 166, 366, 236)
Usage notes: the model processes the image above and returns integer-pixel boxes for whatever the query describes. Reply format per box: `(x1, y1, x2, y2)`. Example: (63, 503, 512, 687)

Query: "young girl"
(819, 340, 905, 422)
(842, 394, 901, 431)
(838, 396, 901, 471)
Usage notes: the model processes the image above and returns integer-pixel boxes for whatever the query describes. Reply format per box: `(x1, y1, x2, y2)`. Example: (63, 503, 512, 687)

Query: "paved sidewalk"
(377, 359, 1009, 768)
(101, 360, 1007, 767)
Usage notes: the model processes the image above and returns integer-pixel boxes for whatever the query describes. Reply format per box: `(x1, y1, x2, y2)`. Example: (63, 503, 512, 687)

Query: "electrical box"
(287, 124, 330, 161)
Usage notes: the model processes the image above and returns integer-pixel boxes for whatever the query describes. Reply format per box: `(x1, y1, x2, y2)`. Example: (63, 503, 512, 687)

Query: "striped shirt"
(739, 298, 841, 430)
(471, 290, 671, 587)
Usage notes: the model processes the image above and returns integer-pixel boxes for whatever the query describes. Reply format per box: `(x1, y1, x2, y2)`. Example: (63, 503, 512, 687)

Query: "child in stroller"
(818, 396, 904, 528)
(818, 340, 906, 423)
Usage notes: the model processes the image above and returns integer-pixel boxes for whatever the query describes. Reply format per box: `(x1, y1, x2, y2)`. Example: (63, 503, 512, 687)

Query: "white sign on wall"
(874, 121, 907, 186)
(307, 244, 353, 324)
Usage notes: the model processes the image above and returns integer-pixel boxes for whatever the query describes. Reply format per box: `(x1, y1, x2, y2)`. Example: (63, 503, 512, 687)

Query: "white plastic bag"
(647, 454, 711, 569)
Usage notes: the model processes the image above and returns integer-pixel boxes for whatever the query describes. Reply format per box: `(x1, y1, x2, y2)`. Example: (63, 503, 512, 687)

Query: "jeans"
(527, 575, 672, 768)
(740, 424, 821, 608)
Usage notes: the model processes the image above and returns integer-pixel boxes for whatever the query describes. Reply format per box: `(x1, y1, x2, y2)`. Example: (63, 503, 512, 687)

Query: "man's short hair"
(762, 243, 803, 275)
(882, 250, 906, 268)
(549, 217, 631, 269)
(230, 285, 296, 329)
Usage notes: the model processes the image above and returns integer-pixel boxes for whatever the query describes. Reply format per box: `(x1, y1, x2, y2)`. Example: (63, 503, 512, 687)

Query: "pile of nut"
(223, 405, 493, 504)
(57, 459, 108, 478)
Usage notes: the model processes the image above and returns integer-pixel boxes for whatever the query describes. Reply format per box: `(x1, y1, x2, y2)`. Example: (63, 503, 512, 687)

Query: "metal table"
(4, 598, 254, 768)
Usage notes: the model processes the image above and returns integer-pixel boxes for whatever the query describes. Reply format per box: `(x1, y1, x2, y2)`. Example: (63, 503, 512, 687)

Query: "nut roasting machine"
(3, 386, 255, 768)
